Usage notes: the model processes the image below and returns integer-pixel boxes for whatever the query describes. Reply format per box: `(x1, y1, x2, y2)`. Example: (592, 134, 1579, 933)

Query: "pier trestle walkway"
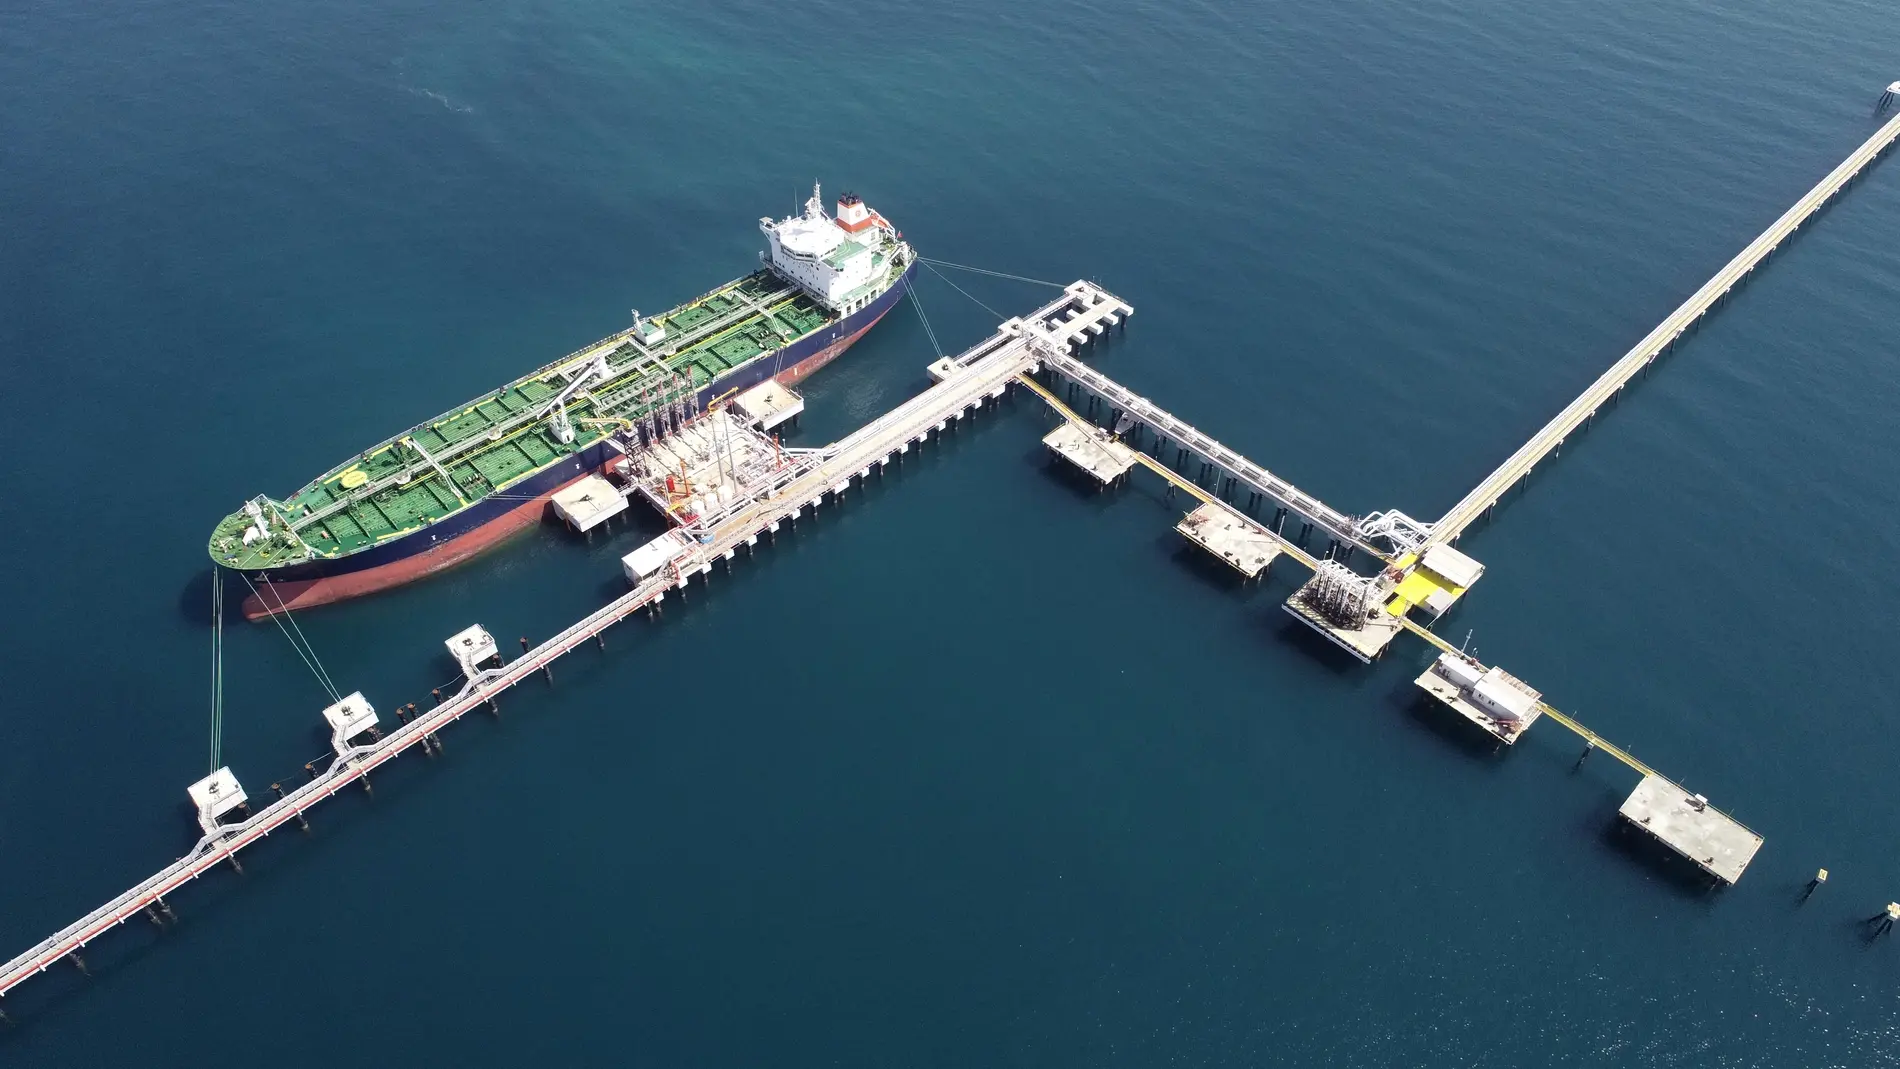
(1039, 350, 1386, 562)
(1017, 371, 1322, 568)
(1423, 106, 1900, 549)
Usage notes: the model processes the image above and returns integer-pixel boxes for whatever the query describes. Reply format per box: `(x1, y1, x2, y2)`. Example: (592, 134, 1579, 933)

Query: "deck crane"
(544, 353, 614, 445)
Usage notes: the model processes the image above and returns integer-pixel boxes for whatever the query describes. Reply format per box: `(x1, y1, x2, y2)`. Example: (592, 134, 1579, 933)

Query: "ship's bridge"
(772, 210, 846, 261)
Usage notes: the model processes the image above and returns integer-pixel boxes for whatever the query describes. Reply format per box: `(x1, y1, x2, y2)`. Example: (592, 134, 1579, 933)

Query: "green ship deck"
(209, 267, 863, 571)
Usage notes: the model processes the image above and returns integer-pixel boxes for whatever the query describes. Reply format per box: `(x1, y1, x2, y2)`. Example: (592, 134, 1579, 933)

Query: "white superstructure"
(761, 183, 902, 314)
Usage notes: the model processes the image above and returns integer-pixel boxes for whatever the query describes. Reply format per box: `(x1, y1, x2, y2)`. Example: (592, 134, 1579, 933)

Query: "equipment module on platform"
(1414, 652, 1544, 744)
(322, 692, 379, 749)
(622, 530, 696, 585)
(1619, 775, 1762, 884)
(618, 407, 797, 531)
(1392, 544, 1485, 622)
(1284, 561, 1404, 661)
(186, 767, 247, 836)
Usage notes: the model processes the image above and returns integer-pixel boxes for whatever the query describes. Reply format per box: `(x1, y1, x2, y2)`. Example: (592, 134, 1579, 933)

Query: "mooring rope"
(906, 278, 944, 359)
(208, 570, 225, 774)
(238, 571, 341, 702)
(265, 578, 341, 701)
(920, 259, 1003, 321)
(261, 577, 341, 700)
(918, 257, 1064, 289)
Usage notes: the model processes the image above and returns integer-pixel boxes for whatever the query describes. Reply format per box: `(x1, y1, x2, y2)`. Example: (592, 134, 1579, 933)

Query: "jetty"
(10, 92, 1900, 1008)
(1420, 101, 1900, 549)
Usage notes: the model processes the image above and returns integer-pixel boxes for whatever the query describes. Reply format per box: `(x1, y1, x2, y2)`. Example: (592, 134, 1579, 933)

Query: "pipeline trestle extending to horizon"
(1418, 102, 1900, 549)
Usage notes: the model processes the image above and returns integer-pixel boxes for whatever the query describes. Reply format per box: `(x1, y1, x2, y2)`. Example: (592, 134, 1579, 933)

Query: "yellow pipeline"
(1016, 373, 1322, 571)
(1018, 371, 1665, 781)
(1396, 615, 1655, 776)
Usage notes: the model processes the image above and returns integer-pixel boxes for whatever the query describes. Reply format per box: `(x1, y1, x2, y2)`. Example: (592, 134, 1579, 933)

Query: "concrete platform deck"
(1043, 422, 1136, 486)
(1282, 562, 1404, 662)
(1282, 593, 1403, 662)
(733, 380, 804, 431)
(1031, 280, 1132, 351)
(1176, 502, 1280, 578)
(1619, 775, 1762, 884)
(1413, 662, 1543, 744)
(550, 474, 628, 533)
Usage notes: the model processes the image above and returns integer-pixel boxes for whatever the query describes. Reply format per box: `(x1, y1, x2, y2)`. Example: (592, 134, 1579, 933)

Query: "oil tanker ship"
(210, 185, 914, 619)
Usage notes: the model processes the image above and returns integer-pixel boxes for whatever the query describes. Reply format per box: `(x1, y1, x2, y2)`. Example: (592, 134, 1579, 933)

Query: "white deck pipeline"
(1426, 107, 1900, 548)
(0, 283, 1127, 1003)
(1039, 350, 1381, 557)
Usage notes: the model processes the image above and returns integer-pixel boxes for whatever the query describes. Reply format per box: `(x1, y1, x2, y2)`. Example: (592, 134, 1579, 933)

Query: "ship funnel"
(834, 190, 874, 233)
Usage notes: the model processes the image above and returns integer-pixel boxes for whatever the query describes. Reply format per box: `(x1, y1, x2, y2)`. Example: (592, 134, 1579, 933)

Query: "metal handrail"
(1042, 351, 1370, 553)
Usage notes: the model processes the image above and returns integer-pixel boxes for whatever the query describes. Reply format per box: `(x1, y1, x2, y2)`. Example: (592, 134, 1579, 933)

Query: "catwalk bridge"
(7, 92, 1900, 1010)
(1420, 101, 1900, 549)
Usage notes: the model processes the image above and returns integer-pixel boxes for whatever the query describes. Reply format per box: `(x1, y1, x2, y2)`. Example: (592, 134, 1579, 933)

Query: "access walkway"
(1423, 106, 1900, 548)
(1040, 350, 1383, 559)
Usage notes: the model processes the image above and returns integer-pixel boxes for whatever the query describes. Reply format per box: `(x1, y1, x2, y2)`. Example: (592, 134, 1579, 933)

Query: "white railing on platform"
(1040, 350, 1374, 556)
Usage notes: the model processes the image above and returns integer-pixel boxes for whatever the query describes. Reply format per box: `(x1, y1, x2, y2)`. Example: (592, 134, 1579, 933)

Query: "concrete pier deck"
(1175, 502, 1280, 578)
(732, 379, 804, 431)
(1619, 775, 1763, 884)
(1043, 422, 1137, 486)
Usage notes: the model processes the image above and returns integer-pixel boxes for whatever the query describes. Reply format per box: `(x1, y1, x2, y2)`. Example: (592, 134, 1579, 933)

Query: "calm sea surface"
(4, 0, 1900, 1063)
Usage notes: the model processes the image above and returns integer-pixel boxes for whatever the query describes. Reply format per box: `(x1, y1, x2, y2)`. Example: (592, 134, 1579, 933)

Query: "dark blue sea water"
(4, 0, 1900, 1063)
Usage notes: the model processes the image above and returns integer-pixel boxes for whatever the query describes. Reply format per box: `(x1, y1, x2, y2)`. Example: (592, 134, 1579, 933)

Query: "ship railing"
(289, 284, 812, 536)
(638, 277, 804, 358)
(517, 271, 788, 382)
(291, 358, 670, 535)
